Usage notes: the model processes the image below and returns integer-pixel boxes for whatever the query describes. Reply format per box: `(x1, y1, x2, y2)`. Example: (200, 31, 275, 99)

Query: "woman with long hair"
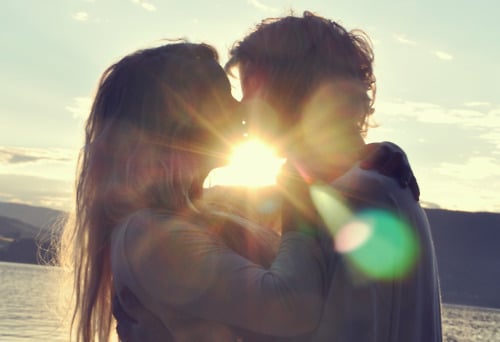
(61, 42, 326, 342)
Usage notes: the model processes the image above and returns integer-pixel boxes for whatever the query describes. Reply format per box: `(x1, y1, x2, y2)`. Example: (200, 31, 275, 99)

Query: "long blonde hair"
(62, 42, 236, 342)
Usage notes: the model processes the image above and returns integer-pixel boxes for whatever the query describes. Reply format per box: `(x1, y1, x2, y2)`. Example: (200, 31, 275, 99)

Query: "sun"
(204, 139, 285, 188)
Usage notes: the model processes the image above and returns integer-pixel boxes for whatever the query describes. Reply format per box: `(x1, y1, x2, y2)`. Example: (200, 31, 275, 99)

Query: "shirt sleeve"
(112, 210, 326, 337)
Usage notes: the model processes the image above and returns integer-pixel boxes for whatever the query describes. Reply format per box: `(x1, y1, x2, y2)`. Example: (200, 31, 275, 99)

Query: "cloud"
(392, 34, 455, 64)
(368, 99, 500, 212)
(479, 131, 500, 153)
(0, 147, 73, 165)
(0, 147, 78, 208)
(427, 157, 500, 212)
(9, 155, 41, 164)
(72, 11, 89, 21)
(376, 100, 500, 152)
(247, 0, 278, 12)
(377, 100, 500, 128)
(131, 0, 156, 11)
(420, 176, 500, 213)
(464, 101, 491, 107)
(420, 201, 441, 209)
(0, 174, 73, 211)
(433, 50, 453, 61)
(393, 34, 417, 46)
(66, 97, 91, 119)
(435, 156, 500, 181)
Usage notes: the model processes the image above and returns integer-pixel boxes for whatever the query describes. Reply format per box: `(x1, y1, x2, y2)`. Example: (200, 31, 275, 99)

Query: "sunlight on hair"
(205, 139, 285, 187)
(309, 184, 418, 280)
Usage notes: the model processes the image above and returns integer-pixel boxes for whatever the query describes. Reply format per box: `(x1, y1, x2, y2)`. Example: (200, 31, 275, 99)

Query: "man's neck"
(294, 136, 365, 183)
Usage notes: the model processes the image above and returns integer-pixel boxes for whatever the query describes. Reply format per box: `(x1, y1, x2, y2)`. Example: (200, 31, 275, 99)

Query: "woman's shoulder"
(112, 209, 207, 260)
(110, 209, 221, 313)
(120, 208, 200, 232)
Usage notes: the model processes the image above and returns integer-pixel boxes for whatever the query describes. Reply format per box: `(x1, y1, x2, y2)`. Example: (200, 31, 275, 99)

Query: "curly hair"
(226, 11, 376, 136)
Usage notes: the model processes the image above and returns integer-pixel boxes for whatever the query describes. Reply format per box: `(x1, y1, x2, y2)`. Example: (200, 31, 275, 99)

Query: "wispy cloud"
(0, 174, 73, 211)
(131, 0, 156, 11)
(247, 0, 278, 12)
(367, 99, 500, 212)
(376, 100, 500, 129)
(421, 173, 500, 212)
(0, 147, 78, 190)
(464, 101, 491, 107)
(66, 97, 91, 119)
(393, 34, 417, 46)
(72, 11, 89, 22)
(420, 201, 442, 209)
(433, 50, 453, 61)
(0, 147, 73, 165)
(431, 157, 500, 212)
(436, 156, 500, 181)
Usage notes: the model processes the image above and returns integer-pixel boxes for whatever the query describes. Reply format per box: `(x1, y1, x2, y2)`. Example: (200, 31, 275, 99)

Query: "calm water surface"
(1, 261, 499, 341)
(0, 261, 71, 341)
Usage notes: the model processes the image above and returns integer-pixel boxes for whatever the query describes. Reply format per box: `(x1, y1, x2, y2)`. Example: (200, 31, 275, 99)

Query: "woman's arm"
(112, 211, 326, 337)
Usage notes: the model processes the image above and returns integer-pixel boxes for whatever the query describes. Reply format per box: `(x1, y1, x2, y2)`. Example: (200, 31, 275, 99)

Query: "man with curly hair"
(226, 11, 442, 342)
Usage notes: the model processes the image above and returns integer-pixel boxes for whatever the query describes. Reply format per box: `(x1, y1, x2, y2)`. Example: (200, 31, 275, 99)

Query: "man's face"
(239, 65, 363, 168)
(238, 67, 290, 155)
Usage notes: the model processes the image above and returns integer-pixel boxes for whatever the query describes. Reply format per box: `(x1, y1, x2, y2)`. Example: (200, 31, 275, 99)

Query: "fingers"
(408, 174, 420, 201)
(360, 143, 420, 201)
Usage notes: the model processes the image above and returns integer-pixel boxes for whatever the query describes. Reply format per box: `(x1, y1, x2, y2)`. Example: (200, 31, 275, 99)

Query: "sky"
(0, 0, 499, 213)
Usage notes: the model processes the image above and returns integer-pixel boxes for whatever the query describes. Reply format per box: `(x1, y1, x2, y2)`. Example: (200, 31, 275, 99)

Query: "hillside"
(0, 201, 66, 231)
(0, 215, 41, 240)
(0, 202, 65, 264)
(426, 209, 500, 308)
(0, 215, 56, 264)
(0, 200, 499, 309)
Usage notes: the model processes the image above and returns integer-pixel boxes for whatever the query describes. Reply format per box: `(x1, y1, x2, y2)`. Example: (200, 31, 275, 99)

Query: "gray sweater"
(300, 165, 442, 342)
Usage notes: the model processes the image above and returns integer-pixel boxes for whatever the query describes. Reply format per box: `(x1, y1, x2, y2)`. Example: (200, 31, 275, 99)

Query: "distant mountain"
(0, 201, 65, 265)
(0, 201, 66, 232)
(0, 215, 56, 264)
(0, 200, 499, 309)
(0, 215, 42, 240)
(426, 209, 500, 309)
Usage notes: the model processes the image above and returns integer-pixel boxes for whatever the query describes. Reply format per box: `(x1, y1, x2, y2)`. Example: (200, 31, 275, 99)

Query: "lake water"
(1, 261, 500, 341)
(0, 261, 71, 341)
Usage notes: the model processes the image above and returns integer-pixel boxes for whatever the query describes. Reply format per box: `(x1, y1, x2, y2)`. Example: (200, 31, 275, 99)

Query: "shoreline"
(443, 303, 500, 313)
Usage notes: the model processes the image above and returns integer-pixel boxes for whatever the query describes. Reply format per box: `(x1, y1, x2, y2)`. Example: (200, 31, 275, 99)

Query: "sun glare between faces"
(204, 139, 285, 188)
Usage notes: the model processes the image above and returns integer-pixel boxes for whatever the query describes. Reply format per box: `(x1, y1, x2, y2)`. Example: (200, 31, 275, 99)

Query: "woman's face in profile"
(195, 79, 243, 167)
